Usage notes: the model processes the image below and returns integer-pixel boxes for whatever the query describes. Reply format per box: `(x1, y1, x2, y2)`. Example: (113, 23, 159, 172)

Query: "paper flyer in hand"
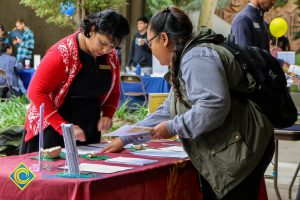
(106, 125, 153, 137)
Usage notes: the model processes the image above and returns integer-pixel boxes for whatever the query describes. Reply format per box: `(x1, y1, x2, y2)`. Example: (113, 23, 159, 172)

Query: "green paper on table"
(80, 154, 110, 160)
(31, 152, 66, 161)
(127, 147, 140, 152)
(55, 172, 98, 178)
(127, 145, 149, 152)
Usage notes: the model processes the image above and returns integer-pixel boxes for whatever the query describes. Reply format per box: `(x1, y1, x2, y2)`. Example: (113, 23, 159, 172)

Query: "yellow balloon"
(269, 17, 288, 38)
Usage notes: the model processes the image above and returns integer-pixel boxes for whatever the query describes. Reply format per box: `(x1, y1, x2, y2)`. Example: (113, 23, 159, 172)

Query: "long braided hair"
(149, 7, 193, 108)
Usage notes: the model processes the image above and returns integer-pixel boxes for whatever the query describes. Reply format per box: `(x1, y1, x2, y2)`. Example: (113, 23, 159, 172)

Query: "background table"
(141, 76, 170, 94)
(18, 68, 35, 90)
(17, 71, 170, 98)
(0, 141, 268, 200)
(120, 76, 170, 106)
(120, 76, 170, 94)
(265, 125, 300, 200)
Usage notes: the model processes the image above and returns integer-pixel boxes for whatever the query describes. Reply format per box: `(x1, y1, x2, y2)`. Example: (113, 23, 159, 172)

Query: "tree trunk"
(73, 0, 82, 29)
(81, 0, 86, 19)
(197, 0, 217, 30)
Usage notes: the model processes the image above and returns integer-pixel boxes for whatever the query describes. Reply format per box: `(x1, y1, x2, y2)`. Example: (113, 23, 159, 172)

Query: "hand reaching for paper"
(73, 125, 86, 142)
(151, 121, 171, 139)
(101, 138, 124, 153)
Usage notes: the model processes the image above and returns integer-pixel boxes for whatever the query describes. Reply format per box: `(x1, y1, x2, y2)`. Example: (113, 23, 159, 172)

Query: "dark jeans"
(200, 135, 275, 200)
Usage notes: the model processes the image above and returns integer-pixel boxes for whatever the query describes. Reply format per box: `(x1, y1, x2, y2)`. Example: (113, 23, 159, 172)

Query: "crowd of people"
(0, 19, 35, 97)
(1, 1, 300, 199)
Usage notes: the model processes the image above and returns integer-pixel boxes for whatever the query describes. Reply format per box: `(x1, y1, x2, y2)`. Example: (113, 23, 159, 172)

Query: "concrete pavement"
(265, 140, 300, 200)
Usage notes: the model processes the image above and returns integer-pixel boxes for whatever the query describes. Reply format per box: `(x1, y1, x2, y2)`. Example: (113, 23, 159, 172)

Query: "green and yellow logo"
(9, 162, 36, 190)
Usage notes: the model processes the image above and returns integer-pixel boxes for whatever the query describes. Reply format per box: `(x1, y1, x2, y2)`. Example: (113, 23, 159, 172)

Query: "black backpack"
(221, 42, 297, 128)
(182, 30, 297, 128)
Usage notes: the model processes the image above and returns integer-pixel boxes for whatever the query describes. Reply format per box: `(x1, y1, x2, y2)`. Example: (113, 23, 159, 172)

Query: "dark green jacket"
(169, 28, 274, 198)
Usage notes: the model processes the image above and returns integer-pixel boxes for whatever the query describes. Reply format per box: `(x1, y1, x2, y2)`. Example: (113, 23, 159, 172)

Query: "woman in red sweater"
(20, 10, 130, 154)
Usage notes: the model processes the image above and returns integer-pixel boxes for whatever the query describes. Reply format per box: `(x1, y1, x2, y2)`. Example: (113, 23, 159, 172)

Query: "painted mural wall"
(215, 0, 300, 51)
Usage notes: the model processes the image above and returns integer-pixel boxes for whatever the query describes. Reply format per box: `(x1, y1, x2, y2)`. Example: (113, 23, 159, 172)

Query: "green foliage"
(184, 0, 201, 11)
(131, 103, 148, 122)
(289, 85, 300, 93)
(0, 97, 27, 129)
(19, 0, 127, 28)
(171, 0, 193, 7)
(108, 102, 149, 133)
(114, 100, 130, 119)
(82, 0, 127, 14)
(146, 0, 230, 18)
(296, 53, 300, 65)
(20, 0, 73, 27)
(273, 0, 288, 8)
(146, 0, 200, 17)
(216, 0, 230, 9)
(145, 0, 173, 18)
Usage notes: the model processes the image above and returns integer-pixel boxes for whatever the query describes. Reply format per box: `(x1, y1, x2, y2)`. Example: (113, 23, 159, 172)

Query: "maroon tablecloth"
(0, 141, 268, 200)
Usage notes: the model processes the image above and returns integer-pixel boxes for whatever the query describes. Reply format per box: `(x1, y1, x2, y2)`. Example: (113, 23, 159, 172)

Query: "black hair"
(271, 36, 290, 51)
(149, 7, 193, 108)
(16, 19, 26, 25)
(137, 16, 149, 24)
(0, 43, 12, 54)
(0, 24, 7, 36)
(81, 9, 130, 47)
(0, 24, 5, 31)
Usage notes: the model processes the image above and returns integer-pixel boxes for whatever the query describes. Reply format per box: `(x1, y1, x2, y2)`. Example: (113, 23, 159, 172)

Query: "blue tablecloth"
(121, 76, 170, 95)
(282, 124, 300, 131)
(140, 76, 170, 93)
(120, 76, 171, 106)
(18, 68, 35, 89)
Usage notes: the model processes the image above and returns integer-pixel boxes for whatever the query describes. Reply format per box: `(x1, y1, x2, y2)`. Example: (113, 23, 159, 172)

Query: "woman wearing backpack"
(103, 7, 274, 200)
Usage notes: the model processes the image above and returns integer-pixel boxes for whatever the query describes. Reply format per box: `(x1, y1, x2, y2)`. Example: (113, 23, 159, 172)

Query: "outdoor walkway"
(265, 140, 300, 200)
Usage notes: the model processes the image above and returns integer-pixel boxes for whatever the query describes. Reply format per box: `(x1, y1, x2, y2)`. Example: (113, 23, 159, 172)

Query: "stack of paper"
(59, 163, 133, 173)
(105, 156, 158, 166)
(158, 146, 184, 152)
(106, 125, 153, 137)
(132, 149, 188, 158)
(61, 124, 80, 175)
(76, 146, 101, 155)
(87, 143, 109, 148)
(288, 64, 300, 76)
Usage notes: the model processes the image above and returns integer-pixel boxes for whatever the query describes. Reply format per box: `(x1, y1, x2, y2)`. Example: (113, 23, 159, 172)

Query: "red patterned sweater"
(24, 32, 120, 142)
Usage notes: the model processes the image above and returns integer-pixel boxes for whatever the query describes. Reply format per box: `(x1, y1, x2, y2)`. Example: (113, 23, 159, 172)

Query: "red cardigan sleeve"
(101, 53, 121, 118)
(27, 48, 68, 134)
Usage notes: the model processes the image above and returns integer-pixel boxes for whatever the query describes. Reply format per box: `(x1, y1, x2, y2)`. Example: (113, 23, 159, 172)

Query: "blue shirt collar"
(246, 3, 264, 18)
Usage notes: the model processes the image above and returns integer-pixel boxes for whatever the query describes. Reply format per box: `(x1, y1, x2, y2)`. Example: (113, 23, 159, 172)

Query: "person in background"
(230, 0, 276, 51)
(231, 0, 295, 84)
(272, 35, 291, 51)
(13, 19, 35, 66)
(102, 7, 275, 200)
(127, 16, 152, 75)
(0, 24, 10, 45)
(270, 35, 291, 57)
(0, 43, 25, 95)
(20, 10, 130, 154)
